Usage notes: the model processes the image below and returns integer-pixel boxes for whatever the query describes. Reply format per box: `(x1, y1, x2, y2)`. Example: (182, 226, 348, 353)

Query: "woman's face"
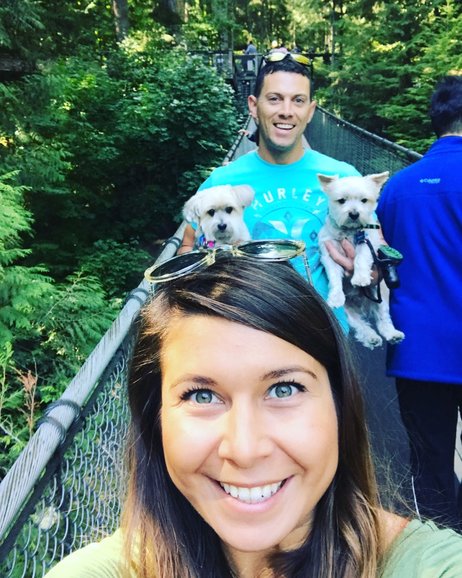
(160, 315, 338, 556)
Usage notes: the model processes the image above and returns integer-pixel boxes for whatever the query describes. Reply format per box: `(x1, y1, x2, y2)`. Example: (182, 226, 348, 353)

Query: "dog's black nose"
(218, 223, 227, 231)
(349, 211, 359, 220)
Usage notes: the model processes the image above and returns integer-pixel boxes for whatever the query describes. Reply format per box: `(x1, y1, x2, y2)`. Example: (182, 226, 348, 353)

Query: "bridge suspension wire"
(0, 102, 422, 576)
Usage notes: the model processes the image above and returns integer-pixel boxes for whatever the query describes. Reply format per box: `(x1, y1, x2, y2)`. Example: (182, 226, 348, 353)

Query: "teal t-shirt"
(199, 149, 361, 329)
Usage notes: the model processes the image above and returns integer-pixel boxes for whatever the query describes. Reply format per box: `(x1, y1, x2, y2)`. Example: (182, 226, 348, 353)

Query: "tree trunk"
(152, 0, 185, 26)
(112, 0, 130, 41)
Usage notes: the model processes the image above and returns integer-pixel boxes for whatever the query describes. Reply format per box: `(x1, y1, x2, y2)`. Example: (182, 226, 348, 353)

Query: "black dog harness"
(353, 227, 383, 303)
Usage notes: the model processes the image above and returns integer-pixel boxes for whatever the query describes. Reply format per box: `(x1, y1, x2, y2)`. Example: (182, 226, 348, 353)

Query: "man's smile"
(274, 123, 295, 130)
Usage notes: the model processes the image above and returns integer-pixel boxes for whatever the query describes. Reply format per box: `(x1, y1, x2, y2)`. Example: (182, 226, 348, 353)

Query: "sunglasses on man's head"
(264, 52, 310, 67)
(144, 239, 311, 284)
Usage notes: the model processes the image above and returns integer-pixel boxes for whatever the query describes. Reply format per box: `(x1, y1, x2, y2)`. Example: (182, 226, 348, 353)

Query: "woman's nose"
(217, 404, 273, 468)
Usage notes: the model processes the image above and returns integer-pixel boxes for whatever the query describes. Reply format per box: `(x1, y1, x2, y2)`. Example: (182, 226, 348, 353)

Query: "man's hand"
(325, 239, 380, 285)
(325, 239, 355, 275)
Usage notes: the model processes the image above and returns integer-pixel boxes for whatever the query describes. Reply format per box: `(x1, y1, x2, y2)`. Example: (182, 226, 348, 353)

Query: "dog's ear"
(367, 171, 389, 190)
(183, 191, 202, 222)
(233, 185, 255, 207)
(317, 174, 339, 193)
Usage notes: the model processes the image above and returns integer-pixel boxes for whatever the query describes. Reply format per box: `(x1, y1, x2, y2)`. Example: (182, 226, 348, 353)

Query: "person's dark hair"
(254, 55, 311, 98)
(122, 255, 382, 578)
(430, 75, 462, 137)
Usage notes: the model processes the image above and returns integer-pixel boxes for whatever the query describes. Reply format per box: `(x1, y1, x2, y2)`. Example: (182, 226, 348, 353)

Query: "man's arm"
(178, 224, 196, 254)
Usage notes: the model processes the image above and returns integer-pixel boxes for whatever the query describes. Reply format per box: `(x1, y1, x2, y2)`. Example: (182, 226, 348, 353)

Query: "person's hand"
(325, 239, 380, 285)
(325, 239, 355, 275)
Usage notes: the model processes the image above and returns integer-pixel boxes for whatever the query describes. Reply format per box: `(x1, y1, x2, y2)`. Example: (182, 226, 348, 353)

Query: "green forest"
(1, 0, 461, 477)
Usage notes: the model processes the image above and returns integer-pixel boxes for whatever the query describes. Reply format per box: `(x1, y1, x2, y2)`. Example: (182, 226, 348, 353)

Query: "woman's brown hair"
(122, 254, 382, 577)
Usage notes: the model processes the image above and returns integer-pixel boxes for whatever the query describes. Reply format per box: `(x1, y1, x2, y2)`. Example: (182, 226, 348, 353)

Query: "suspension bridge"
(0, 52, 459, 577)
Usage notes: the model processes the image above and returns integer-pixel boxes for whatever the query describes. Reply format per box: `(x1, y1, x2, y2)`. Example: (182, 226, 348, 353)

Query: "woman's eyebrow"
(262, 366, 317, 381)
(168, 375, 217, 390)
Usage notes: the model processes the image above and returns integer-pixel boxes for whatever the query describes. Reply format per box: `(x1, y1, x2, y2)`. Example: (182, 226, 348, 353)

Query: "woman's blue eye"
(268, 383, 301, 398)
(185, 389, 217, 404)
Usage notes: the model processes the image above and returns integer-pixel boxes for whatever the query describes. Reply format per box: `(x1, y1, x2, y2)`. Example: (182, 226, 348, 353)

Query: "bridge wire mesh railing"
(1, 347, 131, 578)
(307, 105, 422, 174)
(0, 225, 186, 577)
(0, 107, 424, 576)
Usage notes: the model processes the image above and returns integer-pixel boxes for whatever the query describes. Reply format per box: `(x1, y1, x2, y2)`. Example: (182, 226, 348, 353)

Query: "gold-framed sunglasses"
(144, 239, 311, 284)
(263, 52, 310, 67)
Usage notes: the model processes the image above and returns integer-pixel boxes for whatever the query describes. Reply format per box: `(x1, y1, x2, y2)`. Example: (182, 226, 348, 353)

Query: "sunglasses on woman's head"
(144, 239, 311, 284)
(263, 52, 310, 67)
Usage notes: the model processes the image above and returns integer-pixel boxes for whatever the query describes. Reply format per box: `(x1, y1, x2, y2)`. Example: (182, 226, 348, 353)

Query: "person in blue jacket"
(377, 75, 462, 531)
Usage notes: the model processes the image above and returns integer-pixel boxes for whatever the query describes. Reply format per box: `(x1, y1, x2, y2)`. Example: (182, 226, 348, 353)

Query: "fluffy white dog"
(183, 184, 255, 247)
(318, 172, 404, 349)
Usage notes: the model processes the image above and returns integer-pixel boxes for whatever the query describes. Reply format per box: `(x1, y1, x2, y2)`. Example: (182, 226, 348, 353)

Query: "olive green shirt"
(44, 519, 462, 577)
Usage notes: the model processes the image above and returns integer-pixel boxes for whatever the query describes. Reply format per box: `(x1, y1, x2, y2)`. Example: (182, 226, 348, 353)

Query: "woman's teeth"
(220, 481, 283, 503)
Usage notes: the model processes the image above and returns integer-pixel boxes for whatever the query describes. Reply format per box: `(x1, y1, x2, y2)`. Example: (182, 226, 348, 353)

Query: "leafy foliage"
(0, 174, 118, 477)
(0, 173, 52, 347)
(0, 0, 44, 56)
(79, 239, 153, 299)
(312, 0, 462, 152)
(0, 3, 240, 477)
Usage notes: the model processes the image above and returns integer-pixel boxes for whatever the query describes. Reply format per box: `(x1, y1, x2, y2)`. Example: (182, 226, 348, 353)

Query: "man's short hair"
(430, 75, 462, 137)
(253, 57, 311, 98)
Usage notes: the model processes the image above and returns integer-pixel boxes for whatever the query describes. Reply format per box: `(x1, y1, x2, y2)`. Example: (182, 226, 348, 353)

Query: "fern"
(31, 270, 117, 390)
(0, 172, 32, 252)
(0, 174, 53, 347)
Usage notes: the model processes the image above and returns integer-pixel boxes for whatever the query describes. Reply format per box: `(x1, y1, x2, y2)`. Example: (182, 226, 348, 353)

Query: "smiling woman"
(44, 251, 462, 578)
(160, 315, 339, 561)
(125, 253, 370, 578)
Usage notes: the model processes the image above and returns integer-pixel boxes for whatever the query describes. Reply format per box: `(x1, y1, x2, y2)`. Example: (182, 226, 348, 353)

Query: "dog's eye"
(337, 199, 346, 205)
(361, 198, 368, 204)
(207, 209, 216, 217)
(225, 207, 234, 214)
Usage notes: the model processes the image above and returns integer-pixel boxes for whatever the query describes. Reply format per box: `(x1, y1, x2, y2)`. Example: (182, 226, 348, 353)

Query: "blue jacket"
(377, 136, 462, 384)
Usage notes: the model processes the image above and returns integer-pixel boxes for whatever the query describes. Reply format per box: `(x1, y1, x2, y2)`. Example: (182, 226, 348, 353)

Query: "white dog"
(318, 172, 404, 349)
(183, 184, 255, 247)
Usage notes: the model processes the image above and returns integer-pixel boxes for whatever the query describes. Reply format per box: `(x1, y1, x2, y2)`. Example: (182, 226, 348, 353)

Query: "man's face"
(248, 71, 316, 164)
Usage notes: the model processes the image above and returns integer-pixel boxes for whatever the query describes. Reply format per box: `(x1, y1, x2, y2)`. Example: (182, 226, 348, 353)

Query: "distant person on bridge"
(243, 39, 258, 74)
(244, 39, 257, 55)
(377, 75, 462, 532)
(44, 252, 462, 577)
(179, 52, 365, 329)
